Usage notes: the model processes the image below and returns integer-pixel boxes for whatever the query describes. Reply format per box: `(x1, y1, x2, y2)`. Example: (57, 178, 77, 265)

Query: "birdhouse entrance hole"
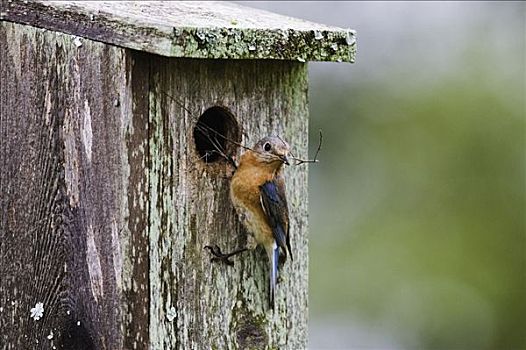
(193, 106, 240, 163)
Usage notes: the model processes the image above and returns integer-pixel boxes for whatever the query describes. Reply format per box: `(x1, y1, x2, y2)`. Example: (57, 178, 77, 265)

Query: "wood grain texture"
(2, 0, 356, 63)
(147, 58, 309, 349)
(1, 21, 308, 349)
(0, 22, 149, 349)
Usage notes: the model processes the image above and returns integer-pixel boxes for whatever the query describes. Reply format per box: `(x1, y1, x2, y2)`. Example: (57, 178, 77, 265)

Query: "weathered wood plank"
(147, 58, 309, 349)
(1, 0, 356, 63)
(0, 22, 149, 349)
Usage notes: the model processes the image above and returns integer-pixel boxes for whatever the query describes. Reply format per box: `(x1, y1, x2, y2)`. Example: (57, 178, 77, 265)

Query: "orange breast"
(230, 153, 276, 247)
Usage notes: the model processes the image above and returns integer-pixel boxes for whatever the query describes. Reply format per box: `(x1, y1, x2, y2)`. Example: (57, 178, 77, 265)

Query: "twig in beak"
(290, 130, 323, 165)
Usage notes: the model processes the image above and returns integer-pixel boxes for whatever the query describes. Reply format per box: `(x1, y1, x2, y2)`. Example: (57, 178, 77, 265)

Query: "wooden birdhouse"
(0, 1, 355, 348)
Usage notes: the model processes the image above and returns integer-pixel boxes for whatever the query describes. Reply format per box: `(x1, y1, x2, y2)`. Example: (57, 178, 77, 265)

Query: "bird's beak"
(281, 155, 290, 165)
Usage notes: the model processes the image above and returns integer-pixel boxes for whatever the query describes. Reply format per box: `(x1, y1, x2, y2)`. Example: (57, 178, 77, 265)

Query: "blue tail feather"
(269, 243, 279, 310)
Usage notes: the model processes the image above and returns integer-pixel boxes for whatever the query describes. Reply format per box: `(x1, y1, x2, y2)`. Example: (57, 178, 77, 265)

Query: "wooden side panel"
(0, 22, 149, 349)
(148, 58, 309, 349)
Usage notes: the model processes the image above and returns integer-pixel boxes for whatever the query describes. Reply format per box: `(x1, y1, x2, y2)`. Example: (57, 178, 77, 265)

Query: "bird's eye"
(264, 143, 271, 152)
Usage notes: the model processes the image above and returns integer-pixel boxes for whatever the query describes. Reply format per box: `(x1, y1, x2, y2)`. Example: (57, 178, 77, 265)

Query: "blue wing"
(259, 177, 292, 262)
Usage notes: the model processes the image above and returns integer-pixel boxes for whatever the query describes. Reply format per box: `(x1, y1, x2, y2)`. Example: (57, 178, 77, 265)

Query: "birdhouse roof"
(2, 1, 356, 63)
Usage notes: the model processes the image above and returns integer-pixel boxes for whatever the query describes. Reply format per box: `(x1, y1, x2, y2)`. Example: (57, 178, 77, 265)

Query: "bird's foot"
(204, 245, 247, 266)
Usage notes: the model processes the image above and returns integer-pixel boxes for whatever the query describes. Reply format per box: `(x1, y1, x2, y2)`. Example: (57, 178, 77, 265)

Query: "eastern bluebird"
(206, 136, 292, 309)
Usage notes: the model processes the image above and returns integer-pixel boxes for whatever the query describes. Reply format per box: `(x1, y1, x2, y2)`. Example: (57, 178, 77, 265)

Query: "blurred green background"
(241, 2, 525, 349)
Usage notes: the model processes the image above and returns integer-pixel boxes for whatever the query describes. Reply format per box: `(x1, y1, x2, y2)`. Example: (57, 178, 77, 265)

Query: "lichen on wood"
(147, 57, 309, 349)
(2, 0, 356, 63)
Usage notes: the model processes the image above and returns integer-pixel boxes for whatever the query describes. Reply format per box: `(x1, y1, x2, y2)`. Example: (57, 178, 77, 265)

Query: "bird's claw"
(204, 245, 235, 266)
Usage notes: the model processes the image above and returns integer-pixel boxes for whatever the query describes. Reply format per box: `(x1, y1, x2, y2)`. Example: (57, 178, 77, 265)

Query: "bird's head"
(252, 136, 290, 167)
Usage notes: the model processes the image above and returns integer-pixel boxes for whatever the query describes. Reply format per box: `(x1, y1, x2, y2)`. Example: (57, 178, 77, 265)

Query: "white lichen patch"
(346, 31, 356, 46)
(111, 219, 123, 291)
(73, 36, 83, 48)
(81, 99, 93, 163)
(86, 225, 104, 302)
(166, 306, 177, 322)
(63, 108, 81, 207)
(4, 23, 24, 80)
(44, 88, 52, 126)
(30, 302, 44, 321)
